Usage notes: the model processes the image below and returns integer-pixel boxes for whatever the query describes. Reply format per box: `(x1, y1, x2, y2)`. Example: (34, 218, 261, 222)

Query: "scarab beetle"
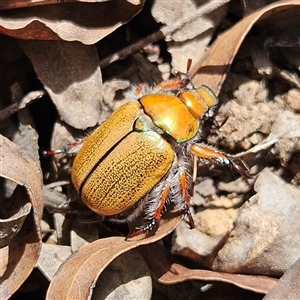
(47, 62, 250, 238)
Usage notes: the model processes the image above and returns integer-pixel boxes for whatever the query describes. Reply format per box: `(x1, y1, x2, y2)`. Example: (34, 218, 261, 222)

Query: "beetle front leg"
(127, 183, 171, 239)
(190, 143, 251, 178)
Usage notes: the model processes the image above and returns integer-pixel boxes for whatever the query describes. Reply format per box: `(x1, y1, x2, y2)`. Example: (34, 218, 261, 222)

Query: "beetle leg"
(179, 171, 195, 229)
(127, 183, 171, 239)
(153, 183, 171, 221)
(190, 143, 251, 178)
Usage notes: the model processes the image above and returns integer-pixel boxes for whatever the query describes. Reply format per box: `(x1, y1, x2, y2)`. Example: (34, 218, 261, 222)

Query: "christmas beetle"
(47, 61, 250, 238)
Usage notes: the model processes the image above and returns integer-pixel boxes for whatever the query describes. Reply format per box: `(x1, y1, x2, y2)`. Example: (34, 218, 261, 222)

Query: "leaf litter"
(1, 0, 300, 299)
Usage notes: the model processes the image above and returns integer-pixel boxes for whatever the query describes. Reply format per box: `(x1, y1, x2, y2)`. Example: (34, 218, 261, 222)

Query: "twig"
(0, 90, 45, 121)
(99, 0, 230, 68)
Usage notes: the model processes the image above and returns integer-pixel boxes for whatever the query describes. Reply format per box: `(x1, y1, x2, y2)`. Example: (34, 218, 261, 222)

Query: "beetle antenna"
(186, 58, 192, 73)
(43, 138, 87, 157)
(214, 116, 229, 129)
(42, 149, 66, 156)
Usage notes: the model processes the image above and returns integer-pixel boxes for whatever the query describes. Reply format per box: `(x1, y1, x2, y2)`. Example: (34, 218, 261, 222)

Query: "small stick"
(99, 0, 230, 68)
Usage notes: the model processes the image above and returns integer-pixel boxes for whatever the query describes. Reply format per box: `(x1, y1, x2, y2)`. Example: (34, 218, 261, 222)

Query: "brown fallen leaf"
(46, 215, 181, 299)
(191, 0, 300, 95)
(139, 242, 278, 295)
(0, 1, 145, 45)
(0, 0, 143, 10)
(0, 135, 43, 300)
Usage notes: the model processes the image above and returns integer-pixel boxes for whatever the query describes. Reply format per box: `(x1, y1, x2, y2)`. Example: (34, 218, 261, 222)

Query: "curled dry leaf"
(0, 135, 43, 300)
(0, 1, 145, 45)
(191, 0, 300, 95)
(46, 216, 181, 299)
(0, 186, 32, 248)
(139, 242, 277, 295)
(212, 168, 300, 276)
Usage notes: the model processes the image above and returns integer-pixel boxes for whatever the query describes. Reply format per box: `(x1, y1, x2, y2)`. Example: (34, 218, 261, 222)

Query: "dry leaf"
(0, 186, 32, 248)
(46, 216, 180, 299)
(1, 0, 300, 298)
(0, 0, 136, 10)
(0, 135, 43, 300)
(0, 1, 145, 45)
(139, 242, 277, 295)
(19, 40, 103, 129)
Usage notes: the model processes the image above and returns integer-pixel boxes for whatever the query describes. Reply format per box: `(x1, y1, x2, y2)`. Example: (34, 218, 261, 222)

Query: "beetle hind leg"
(127, 182, 171, 239)
(127, 158, 195, 239)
